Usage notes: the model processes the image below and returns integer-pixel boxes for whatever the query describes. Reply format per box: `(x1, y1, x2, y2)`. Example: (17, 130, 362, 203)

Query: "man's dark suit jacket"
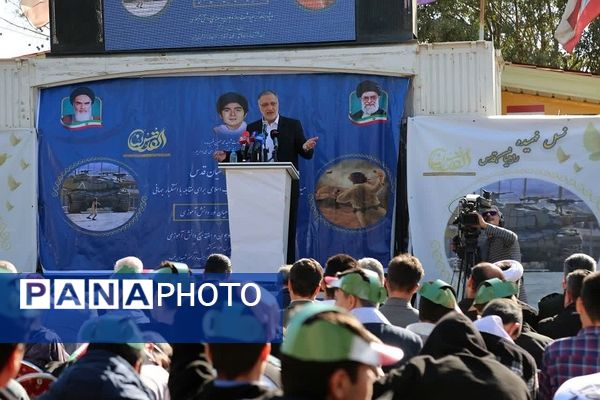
(363, 322, 423, 371)
(247, 116, 313, 174)
(247, 115, 313, 263)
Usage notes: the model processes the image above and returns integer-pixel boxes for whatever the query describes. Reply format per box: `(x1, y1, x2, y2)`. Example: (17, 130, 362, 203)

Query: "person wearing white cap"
(114, 256, 144, 274)
(0, 261, 17, 273)
(494, 258, 531, 309)
(494, 259, 539, 331)
(279, 303, 404, 400)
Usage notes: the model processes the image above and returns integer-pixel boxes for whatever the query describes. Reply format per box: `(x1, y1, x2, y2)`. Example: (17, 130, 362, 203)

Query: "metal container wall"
(414, 41, 499, 116)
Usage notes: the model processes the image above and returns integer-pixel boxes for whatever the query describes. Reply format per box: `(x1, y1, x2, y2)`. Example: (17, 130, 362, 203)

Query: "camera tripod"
(455, 235, 480, 300)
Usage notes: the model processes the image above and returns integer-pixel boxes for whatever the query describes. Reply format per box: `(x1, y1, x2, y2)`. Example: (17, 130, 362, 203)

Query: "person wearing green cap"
(473, 277, 519, 312)
(373, 312, 530, 400)
(406, 279, 457, 342)
(457, 262, 504, 320)
(279, 302, 404, 400)
(473, 277, 552, 367)
(329, 268, 422, 366)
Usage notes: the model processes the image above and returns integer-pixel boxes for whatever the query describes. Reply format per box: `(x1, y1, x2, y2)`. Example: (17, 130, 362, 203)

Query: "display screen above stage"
(103, 0, 355, 51)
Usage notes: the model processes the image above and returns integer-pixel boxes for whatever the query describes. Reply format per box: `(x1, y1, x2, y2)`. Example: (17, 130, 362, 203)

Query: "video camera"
(453, 190, 493, 239)
(452, 189, 493, 299)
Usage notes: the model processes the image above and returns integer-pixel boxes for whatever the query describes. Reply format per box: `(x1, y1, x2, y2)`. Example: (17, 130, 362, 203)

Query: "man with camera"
(476, 205, 521, 263)
(452, 203, 521, 265)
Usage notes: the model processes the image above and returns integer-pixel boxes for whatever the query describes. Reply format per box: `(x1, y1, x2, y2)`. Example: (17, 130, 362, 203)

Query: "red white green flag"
(555, 0, 600, 53)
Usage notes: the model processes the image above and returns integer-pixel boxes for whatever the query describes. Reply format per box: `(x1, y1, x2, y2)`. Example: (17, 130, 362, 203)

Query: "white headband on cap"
(495, 259, 523, 283)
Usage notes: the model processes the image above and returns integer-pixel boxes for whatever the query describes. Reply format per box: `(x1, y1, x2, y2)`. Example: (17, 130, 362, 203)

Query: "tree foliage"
(417, 0, 600, 73)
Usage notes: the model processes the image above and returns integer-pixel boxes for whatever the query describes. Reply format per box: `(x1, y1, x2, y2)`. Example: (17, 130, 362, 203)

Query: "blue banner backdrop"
(38, 73, 409, 270)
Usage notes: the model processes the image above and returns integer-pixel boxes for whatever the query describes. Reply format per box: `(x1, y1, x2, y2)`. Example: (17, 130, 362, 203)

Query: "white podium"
(219, 162, 299, 273)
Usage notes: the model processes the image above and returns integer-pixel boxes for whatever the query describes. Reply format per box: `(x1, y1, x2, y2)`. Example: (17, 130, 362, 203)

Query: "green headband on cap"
(474, 278, 517, 305)
(282, 303, 403, 367)
(155, 262, 190, 274)
(115, 264, 140, 274)
(419, 279, 457, 309)
(332, 269, 387, 304)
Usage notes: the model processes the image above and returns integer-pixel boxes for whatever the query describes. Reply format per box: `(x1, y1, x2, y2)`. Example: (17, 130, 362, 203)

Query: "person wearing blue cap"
(0, 275, 33, 400)
(185, 283, 282, 400)
(39, 315, 153, 400)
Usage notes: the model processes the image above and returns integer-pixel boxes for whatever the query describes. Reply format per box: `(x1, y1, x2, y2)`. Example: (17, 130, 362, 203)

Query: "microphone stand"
(271, 130, 279, 162)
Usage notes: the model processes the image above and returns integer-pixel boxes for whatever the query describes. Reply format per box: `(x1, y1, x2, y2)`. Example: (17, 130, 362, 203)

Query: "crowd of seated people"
(0, 252, 598, 400)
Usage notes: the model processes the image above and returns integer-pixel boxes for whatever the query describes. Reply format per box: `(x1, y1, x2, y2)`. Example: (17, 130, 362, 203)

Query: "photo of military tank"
(445, 178, 599, 272)
(60, 162, 140, 232)
(63, 173, 131, 213)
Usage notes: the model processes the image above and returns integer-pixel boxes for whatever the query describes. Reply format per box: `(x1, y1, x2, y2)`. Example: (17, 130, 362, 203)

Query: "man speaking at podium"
(214, 90, 318, 264)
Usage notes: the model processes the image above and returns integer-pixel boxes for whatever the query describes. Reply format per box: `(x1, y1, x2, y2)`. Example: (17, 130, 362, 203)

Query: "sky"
(0, 0, 49, 59)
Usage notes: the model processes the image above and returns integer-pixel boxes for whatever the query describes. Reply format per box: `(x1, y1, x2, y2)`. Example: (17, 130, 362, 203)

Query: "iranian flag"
(555, 0, 600, 53)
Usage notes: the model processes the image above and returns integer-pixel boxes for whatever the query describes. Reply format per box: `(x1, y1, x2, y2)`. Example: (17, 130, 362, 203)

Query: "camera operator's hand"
(477, 212, 488, 229)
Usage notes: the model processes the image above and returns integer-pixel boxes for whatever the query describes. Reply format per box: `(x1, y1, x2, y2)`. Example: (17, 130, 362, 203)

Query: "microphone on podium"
(254, 133, 265, 162)
(270, 129, 279, 162)
(248, 135, 256, 161)
(239, 131, 250, 161)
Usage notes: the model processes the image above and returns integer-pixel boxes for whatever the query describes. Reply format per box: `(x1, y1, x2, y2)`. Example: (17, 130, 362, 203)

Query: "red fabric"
(17, 373, 56, 398)
(555, 0, 600, 52)
(16, 361, 41, 378)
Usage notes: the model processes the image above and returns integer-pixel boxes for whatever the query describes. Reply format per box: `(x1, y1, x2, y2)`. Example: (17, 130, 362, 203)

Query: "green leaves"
(417, 0, 600, 73)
